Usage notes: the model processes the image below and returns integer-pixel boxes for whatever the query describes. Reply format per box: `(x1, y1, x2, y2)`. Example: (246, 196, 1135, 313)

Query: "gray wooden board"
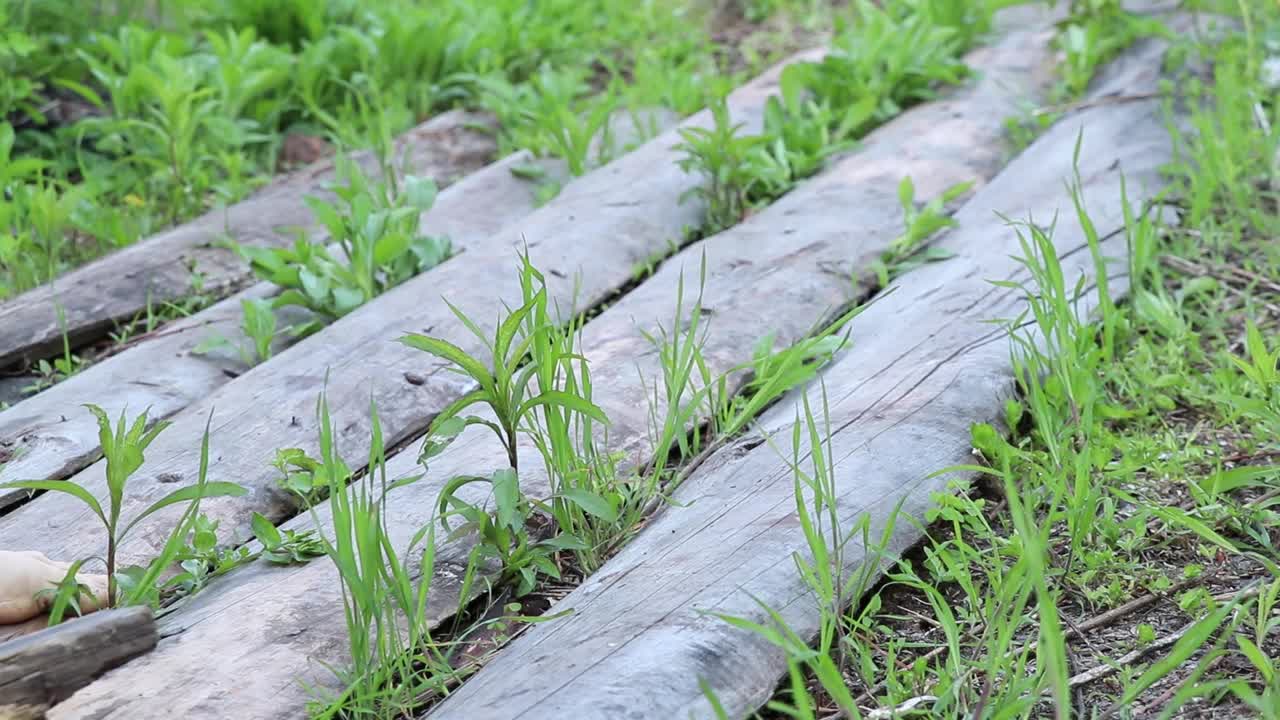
(0, 49, 827, 569)
(0, 606, 156, 713)
(0, 147, 553, 507)
(421, 35, 1178, 720)
(0, 109, 681, 511)
(48, 22, 1062, 720)
(0, 111, 498, 369)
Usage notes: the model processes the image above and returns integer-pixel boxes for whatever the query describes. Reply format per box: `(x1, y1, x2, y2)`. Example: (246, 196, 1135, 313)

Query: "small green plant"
(0, 406, 246, 609)
(308, 392, 462, 718)
(1051, 2, 1166, 100)
(21, 305, 83, 395)
(676, 0, 996, 238)
(479, 67, 621, 176)
(863, 176, 972, 288)
(193, 296, 287, 367)
(271, 446, 331, 509)
(164, 510, 324, 597)
(703, 385, 907, 720)
(21, 354, 83, 394)
(785, 0, 973, 129)
(400, 252, 611, 596)
(236, 159, 450, 331)
(250, 511, 327, 564)
(675, 96, 778, 232)
(168, 514, 254, 596)
(1227, 319, 1280, 436)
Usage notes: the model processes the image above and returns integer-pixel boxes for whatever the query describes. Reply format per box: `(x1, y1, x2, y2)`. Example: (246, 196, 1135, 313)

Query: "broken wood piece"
(0, 110, 498, 370)
(420, 31, 1180, 720)
(50, 19, 1062, 719)
(0, 607, 156, 717)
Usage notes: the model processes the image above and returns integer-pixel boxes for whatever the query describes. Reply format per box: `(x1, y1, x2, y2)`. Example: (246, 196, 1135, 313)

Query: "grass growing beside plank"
(0, 0, 811, 304)
(11, 1, 1278, 719)
(705, 2, 1280, 717)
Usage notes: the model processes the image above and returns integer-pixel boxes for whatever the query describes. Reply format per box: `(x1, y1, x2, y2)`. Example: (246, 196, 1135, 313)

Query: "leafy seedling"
(0, 406, 246, 608)
(400, 251, 609, 595)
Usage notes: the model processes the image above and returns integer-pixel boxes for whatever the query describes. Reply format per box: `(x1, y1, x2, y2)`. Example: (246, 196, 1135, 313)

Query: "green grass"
(676, 0, 1006, 233)
(2, 0, 1049, 712)
(0, 0, 811, 304)
(698, 2, 1280, 718)
(11, 1, 1278, 718)
(0, 405, 246, 613)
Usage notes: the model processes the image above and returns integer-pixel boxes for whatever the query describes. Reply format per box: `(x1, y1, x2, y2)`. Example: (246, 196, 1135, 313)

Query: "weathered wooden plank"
(0, 107, 680, 510)
(0, 49, 822, 569)
(420, 36, 1178, 720)
(0, 606, 156, 716)
(0, 111, 498, 370)
(49, 21, 1062, 719)
(0, 147, 553, 507)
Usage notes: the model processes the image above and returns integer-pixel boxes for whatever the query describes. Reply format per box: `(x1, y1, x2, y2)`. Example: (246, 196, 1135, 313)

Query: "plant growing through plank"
(198, 157, 453, 365)
(399, 251, 612, 596)
(308, 392, 474, 718)
(859, 175, 973, 290)
(234, 157, 450, 333)
(0, 406, 246, 613)
(676, 0, 1003, 235)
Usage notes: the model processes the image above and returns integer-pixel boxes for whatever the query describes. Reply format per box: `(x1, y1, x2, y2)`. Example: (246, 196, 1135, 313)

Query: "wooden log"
(0, 49, 820, 568)
(0, 111, 498, 370)
(0, 607, 156, 716)
(420, 35, 1180, 720)
(49, 20, 1062, 719)
(0, 108, 681, 511)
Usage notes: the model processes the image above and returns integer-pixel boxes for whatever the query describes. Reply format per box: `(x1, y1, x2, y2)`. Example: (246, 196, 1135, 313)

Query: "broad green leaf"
(421, 416, 466, 461)
(492, 468, 520, 531)
(518, 390, 610, 425)
(332, 286, 364, 315)
(897, 175, 915, 209)
(560, 488, 617, 522)
(398, 334, 494, 395)
(402, 175, 438, 211)
(373, 231, 410, 267)
(299, 268, 328, 302)
(0, 480, 106, 526)
(1199, 465, 1279, 496)
(252, 511, 282, 548)
(272, 289, 312, 310)
(1234, 634, 1274, 681)
(540, 534, 589, 551)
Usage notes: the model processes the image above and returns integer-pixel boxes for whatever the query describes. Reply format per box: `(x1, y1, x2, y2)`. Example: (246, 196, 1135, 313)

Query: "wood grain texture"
(0, 111, 498, 369)
(421, 35, 1178, 720)
(0, 109, 681, 510)
(0, 606, 156, 713)
(0, 50, 821, 570)
(49, 23, 1061, 720)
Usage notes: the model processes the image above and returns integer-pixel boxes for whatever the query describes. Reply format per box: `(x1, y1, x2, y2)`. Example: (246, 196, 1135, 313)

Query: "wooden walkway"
(0, 7, 1188, 719)
(0, 112, 497, 369)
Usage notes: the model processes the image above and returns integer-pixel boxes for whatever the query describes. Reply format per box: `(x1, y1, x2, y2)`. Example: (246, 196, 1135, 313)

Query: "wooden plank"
(0, 50, 822, 569)
(0, 606, 156, 715)
(0, 111, 498, 370)
(420, 36, 1180, 720)
(49, 21, 1062, 719)
(0, 108, 681, 510)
